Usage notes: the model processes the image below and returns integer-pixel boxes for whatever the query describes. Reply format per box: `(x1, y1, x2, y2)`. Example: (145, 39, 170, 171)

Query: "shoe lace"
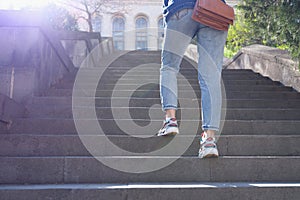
(200, 132, 216, 146)
(165, 118, 177, 125)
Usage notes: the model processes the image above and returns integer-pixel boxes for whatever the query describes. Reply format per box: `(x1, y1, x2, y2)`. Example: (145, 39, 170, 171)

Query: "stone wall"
(185, 44, 300, 92)
(224, 44, 300, 92)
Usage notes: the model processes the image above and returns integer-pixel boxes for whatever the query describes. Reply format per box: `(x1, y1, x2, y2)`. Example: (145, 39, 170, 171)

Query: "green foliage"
(43, 4, 79, 31)
(226, 10, 252, 57)
(226, 0, 300, 66)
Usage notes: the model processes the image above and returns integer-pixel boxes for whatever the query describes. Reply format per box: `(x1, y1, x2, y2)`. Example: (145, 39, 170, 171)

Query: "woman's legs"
(159, 9, 199, 136)
(196, 26, 227, 158)
(159, 8, 228, 145)
(160, 9, 198, 113)
(197, 27, 227, 136)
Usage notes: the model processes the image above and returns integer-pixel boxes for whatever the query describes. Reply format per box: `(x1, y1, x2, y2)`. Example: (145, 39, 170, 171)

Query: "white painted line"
(1, 183, 300, 190)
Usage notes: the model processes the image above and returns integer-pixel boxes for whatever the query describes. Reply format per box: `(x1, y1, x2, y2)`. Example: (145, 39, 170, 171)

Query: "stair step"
(27, 106, 300, 120)
(56, 80, 281, 89)
(70, 67, 254, 72)
(63, 71, 265, 78)
(62, 75, 270, 83)
(45, 89, 300, 99)
(69, 70, 259, 78)
(29, 97, 300, 108)
(64, 67, 270, 78)
(0, 135, 299, 157)
(1, 119, 300, 135)
(0, 183, 299, 200)
(46, 85, 294, 97)
(0, 156, 300, 184)
(73, 67, 255, 73)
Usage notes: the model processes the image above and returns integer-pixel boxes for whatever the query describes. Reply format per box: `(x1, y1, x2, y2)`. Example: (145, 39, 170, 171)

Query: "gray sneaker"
(198, 132, 219, 158)
(157, 118, 179, 136)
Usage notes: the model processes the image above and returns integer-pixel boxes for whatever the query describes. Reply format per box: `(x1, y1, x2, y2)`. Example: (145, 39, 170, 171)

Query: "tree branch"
(77, 15, 88, 22)
(91, 3, 103, 15)
(58, 1, 87, 12)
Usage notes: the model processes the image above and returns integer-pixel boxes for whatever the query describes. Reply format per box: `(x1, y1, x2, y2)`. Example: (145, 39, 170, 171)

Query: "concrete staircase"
(0, 51, 300, 199)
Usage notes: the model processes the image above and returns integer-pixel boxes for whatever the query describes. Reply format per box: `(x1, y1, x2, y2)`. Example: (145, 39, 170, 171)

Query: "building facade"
(79, 0, 239, 51)
(77, 0, 163, 51)
(0, 0, 239, 51)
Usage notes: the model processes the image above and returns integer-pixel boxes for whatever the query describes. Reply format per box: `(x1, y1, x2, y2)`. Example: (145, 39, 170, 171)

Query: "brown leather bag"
(192, 0, 235, 31)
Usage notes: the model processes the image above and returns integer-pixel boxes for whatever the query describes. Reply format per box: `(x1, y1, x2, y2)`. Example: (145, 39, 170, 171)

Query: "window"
(135, 17, 148, 50)
(92, 16, 101, 32)
(158, 18, 164, 50)
(112, 17, 125, 50)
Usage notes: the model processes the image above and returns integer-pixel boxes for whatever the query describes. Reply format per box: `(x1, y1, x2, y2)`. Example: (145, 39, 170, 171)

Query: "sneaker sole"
(157, 127, 179, 137)
(199, 148, 219, 158)
(157, 131, 178, 137)
(203, 153, 219, 158)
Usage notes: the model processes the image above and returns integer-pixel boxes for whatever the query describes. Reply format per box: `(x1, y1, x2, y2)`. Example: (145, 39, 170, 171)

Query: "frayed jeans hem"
(162, 106, 178, 112)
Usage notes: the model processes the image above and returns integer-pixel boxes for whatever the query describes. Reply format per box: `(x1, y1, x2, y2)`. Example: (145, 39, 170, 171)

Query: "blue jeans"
(160, 9, 228, 131)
